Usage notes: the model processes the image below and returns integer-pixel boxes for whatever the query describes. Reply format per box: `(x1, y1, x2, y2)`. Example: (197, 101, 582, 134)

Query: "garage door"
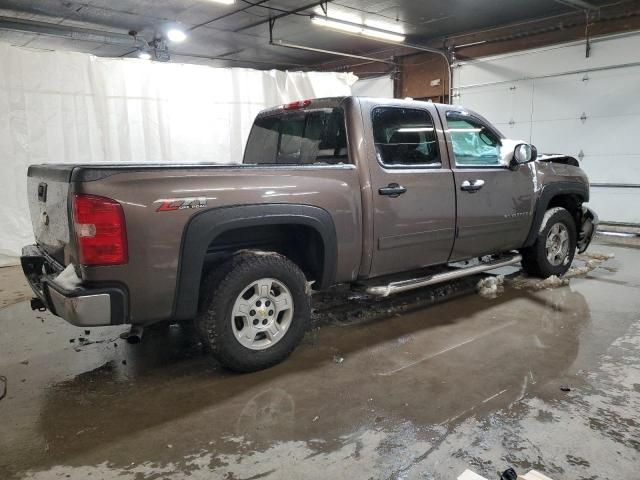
(454, 32, 640, 225)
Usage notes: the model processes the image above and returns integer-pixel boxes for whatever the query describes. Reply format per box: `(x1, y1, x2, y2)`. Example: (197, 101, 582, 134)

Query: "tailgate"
(27, 165, 75, 266)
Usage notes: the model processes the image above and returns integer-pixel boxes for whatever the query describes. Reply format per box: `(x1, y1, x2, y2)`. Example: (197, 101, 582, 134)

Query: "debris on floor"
(333, 355, 344, 364)
(458, 469, 489, 480)
(517, 471, 555, 480)
(581, 251, 615, 261)
(476, 275, 505, 299)
(458, 469, 555, 480)
(0, 375, 6, 401)
(499, 468, 518, 480)
(507, 250, 615, 292)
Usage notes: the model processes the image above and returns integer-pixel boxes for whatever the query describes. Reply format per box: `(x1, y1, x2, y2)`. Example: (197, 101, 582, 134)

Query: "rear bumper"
(21, 245, 127, 327)
(577, 206, 598, 254)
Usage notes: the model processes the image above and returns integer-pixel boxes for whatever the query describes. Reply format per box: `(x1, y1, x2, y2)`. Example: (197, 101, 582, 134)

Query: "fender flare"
(172, 204, 337, 321)
(523, 181, 589, 248)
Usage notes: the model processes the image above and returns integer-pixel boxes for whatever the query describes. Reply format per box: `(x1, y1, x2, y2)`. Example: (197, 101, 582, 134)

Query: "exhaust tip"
(120, 325, 144, 344)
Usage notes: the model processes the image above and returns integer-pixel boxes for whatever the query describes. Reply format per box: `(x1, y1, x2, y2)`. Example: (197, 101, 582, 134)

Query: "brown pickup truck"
(21, 96, 597, 372)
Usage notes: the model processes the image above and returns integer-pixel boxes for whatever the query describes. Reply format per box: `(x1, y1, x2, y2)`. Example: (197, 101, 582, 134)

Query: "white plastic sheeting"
(351, 75, 394, 98)
(0, 43, 357, 265)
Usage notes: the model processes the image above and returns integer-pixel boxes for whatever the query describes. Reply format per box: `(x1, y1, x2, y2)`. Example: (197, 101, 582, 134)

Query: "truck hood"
(536, 153, 580, 167)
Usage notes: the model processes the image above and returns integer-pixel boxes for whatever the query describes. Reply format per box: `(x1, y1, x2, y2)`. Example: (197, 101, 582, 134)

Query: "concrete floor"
(0, 241, 639, 479)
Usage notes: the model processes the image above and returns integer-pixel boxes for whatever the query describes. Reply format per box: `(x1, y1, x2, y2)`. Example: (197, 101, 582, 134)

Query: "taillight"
(73, 194, 128, 266)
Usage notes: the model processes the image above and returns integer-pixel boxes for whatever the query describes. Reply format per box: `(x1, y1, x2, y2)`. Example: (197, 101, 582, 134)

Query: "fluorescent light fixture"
(311, 15, 406, 43)
(364, 19, 405, 34)
(311, 16, 362, 34)
(361, 29, 405, 42)
(167, 28, 187, 42)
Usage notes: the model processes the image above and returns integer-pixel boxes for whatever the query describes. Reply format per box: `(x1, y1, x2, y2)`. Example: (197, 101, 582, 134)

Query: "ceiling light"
(311, 16, 362, 34)
(311, 15, 406, 43)
(364, 19, 405, 35)
(167, 28, 186, 42)
(361, 28, 405, 42)
(137, 50, 152, 60)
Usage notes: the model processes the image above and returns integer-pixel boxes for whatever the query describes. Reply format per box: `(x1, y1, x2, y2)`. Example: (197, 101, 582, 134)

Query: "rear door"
(438, 107, 536, 261)
(364, 102, 456, 278)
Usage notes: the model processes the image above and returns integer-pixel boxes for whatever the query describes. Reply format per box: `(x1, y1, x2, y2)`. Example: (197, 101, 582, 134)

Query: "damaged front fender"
(577, 206, 598, 253)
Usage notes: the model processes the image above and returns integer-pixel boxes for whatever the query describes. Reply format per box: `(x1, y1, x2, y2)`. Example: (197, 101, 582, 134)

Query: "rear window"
(243, 108, 348, 165)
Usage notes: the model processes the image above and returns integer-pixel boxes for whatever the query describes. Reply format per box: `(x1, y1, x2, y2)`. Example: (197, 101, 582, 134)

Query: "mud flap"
(577, 206, 598, 253)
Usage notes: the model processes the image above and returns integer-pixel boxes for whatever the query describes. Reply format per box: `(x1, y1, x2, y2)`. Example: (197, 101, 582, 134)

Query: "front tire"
(521, 207, 577, 278)
(196, 252, 311, 373)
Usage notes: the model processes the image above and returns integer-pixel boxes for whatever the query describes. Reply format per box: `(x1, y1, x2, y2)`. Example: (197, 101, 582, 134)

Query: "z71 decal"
(155, 197, 207, 212)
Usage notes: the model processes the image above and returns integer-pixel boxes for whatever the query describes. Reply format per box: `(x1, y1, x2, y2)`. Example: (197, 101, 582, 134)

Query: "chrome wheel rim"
(231, 278, 294, 350)
(546, 222, 570, 267)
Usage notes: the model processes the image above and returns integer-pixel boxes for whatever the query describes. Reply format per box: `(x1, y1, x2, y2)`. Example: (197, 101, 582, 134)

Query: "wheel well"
(202, 224, 325, 288)
(547, 194, 583, 227)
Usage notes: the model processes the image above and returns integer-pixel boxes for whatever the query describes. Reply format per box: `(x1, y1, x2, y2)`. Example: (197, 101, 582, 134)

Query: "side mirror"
(511, 143, 537, 167)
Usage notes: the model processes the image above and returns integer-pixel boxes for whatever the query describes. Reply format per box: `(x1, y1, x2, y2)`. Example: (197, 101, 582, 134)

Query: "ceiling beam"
(189, 0, 271, 32)
(234, 0, 331, 32)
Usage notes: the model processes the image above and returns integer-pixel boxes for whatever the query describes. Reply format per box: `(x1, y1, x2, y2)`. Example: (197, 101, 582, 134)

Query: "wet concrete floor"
(0, 241, 639, 479)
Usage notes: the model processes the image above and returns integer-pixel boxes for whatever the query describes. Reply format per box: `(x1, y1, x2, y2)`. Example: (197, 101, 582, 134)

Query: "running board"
(365, 253, 522, 297)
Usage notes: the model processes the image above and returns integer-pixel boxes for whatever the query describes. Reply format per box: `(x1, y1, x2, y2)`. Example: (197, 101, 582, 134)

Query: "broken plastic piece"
(500, 468, 518, 480)
(52, 264, 82, 291)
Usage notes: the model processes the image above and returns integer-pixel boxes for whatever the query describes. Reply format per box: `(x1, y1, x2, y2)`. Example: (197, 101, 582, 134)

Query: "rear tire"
(521, 207, 577, 278)
(196, 252, 310, 373)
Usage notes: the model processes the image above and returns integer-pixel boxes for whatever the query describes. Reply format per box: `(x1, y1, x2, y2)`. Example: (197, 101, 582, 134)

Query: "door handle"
(460, 179, 485, 193)
(378, 183, 407, 197)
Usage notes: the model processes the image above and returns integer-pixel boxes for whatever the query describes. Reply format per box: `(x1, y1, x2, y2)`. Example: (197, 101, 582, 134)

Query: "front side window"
(243, 108, 348, 165)
(372, 107, 440, 167)
(446, 112, 502, 167)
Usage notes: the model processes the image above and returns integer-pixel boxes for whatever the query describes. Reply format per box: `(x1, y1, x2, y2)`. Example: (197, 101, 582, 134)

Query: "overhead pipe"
(270, 40, 397, 66)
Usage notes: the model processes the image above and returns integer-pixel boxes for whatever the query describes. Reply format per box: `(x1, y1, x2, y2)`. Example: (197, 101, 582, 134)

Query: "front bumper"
(21, 245, 127, 327)
(577, 206, 598, 253)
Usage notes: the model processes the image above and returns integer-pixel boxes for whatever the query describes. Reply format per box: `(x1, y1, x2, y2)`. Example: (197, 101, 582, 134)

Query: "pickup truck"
(21, 96, 597, 372)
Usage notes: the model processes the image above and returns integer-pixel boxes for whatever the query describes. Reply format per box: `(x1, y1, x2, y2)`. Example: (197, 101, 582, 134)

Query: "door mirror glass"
(513, 143, 537, 165)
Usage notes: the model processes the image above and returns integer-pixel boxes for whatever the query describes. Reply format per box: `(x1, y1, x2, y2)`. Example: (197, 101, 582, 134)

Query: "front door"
(365, 103, 456, 278)
(439, 108, 536, 261)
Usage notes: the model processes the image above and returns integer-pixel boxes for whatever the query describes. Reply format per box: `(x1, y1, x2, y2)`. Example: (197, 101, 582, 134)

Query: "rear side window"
(243, 108, 348, 165)
(372, 107, 440, 167)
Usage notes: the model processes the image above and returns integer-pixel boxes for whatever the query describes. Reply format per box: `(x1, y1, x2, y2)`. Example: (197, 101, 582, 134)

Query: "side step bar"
(366, 253, 522, 297)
